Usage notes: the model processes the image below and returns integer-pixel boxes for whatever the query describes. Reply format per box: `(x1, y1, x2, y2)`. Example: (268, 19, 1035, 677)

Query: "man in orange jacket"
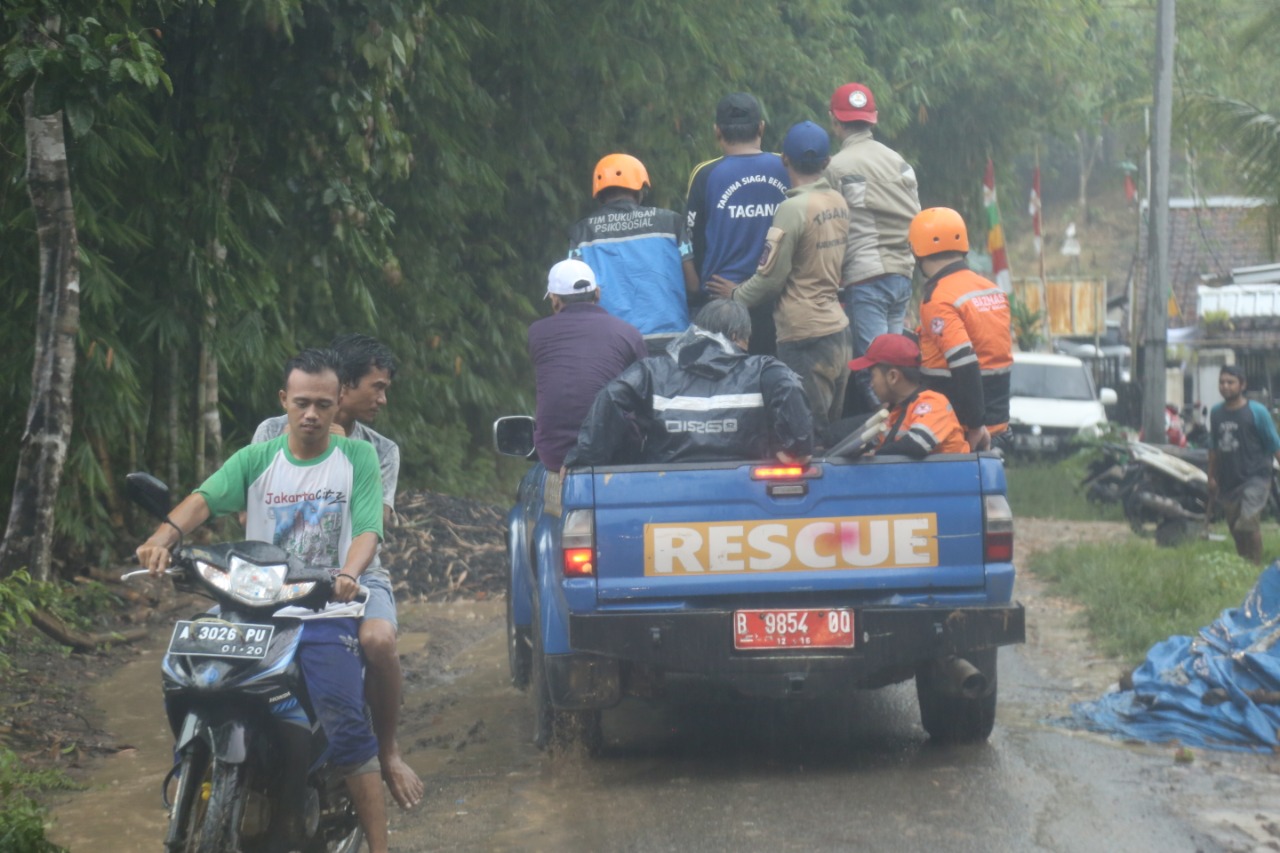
(850, 333, 969, 457)
(909, 208, 1012, 451)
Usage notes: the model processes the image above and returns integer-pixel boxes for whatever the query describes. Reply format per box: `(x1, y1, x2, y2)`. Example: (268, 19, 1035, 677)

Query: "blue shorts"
(360, 572, 397, 631)
(298, 618, 378, 774)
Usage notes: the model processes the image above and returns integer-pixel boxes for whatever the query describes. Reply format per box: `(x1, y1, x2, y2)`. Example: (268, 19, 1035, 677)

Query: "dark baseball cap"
(716, 92, 762, 128)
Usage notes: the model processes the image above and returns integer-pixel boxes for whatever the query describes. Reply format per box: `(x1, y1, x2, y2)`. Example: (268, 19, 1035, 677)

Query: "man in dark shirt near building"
(685, 92, 790, 355)
(1208, 365, 1280, 564)
(528, 259, 647, 473)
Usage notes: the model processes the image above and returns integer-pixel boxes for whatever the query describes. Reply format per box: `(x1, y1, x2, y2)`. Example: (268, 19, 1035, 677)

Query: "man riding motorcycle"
(136, 348, 390, 853)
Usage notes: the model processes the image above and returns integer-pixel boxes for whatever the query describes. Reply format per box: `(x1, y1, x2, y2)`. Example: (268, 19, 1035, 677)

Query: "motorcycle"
(1082, 441, 1280, 546)
(123, 472, 366, 853)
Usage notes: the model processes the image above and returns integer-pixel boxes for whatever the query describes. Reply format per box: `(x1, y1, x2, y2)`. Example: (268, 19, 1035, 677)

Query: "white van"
(1007, 352, 1117, 453)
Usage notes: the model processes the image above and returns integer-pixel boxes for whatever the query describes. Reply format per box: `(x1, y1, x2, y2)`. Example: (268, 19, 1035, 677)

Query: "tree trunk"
(167, 349, 181, 488)
(1075, 129, 1103, 226)
(0, 91, 81, 582)
(200, 303, 222, 475)
(195, 343, 208, 482)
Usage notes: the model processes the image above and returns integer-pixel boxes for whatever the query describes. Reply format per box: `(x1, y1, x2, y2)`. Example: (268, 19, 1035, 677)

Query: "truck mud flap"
(544, 653, 622, 710)
(568, 604, 1025, 679)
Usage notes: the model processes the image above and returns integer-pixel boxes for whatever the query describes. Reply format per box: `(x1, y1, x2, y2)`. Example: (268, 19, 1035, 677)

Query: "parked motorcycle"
(123, 472, 365, 853)
(1082, 441, 1212, 546)
(1082, 441, 1280, 546)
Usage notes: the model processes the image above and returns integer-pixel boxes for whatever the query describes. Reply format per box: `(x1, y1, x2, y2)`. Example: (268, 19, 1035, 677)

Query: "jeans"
(843, 273, 913, 413)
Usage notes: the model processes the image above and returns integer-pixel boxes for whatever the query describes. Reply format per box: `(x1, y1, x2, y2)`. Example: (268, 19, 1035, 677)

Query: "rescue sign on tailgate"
(643, 513, 938, 575)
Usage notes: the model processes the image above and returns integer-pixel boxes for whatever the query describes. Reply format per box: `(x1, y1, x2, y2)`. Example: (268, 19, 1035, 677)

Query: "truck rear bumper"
(552, 604, 1025, 706)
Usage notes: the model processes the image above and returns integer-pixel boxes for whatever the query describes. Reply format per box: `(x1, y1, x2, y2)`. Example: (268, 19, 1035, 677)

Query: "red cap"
(830, 83, 878, 124)
(849, 334, 920, 371)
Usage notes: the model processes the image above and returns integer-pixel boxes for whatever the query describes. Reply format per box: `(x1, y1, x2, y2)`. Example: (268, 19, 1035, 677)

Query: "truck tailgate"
(591, 457, 986, 602)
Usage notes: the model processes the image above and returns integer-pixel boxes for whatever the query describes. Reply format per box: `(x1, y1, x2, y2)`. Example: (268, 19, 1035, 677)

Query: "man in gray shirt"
(253, 334, 423, 810)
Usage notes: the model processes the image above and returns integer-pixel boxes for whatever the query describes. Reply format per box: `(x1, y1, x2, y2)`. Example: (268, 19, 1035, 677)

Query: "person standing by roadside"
(909, 207, 1012, 452)
(825, 82, 921, 413)
(685, 92, 791, 355)
(252, 334, 423, 811)
(1208, 365, 1280, 564)
(528, 259, 647, 473)
(707, 121, 850, 439)
(568, 154, 696, 340)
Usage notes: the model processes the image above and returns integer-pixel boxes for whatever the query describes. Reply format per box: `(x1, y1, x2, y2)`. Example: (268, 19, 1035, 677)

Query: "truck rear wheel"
(915, 649, 998, 744)
(506, 562, 531, 690)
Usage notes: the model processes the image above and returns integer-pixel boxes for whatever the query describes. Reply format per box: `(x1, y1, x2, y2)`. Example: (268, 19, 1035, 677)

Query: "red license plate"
(733, 608, 855, 650)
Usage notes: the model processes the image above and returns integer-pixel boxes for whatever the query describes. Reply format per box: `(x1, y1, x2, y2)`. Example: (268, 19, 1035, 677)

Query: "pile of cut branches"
(383, 490, 507, 601)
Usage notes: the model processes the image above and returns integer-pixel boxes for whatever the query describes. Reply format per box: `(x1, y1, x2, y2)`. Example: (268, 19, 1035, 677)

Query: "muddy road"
(47, 520, 1280, 851)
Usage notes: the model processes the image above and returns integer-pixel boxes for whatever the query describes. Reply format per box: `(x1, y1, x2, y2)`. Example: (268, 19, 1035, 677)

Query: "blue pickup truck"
(493, 416, 1024, 752)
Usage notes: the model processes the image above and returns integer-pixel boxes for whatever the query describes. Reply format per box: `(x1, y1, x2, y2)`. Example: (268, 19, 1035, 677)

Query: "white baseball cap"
(546, 259, 599, 299)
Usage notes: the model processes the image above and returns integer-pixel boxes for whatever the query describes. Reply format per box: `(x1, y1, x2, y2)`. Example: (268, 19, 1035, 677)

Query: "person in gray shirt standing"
(252, 333, 423, 811)
(825, 82, 920, 414)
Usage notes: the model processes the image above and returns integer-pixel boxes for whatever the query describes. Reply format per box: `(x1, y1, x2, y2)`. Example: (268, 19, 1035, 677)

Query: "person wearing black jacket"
(566, 300, 813, 466)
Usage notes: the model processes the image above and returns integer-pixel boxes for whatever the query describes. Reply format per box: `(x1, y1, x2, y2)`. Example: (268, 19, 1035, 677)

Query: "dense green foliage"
(0, 572, 38, 670)
(0, 0, 1274, 569)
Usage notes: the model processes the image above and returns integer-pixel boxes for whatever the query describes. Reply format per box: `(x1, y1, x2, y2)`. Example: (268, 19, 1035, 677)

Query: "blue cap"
(782, 121, 830, 170)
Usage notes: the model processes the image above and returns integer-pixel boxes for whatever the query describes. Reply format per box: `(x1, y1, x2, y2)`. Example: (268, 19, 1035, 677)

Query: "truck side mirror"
(125, 472, 173, 520)
(493, 416, 537, 459)
(1099, 387, 1118, 406)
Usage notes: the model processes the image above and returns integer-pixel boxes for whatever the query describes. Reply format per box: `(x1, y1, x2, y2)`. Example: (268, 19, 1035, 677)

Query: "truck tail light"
(751, 465, 808, 480)
(562, 509, 595, 577)
(983, 494, 1014, 562)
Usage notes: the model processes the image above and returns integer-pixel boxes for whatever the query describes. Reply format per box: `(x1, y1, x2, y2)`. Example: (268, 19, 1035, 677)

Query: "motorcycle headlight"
(192, 555, 318, 606)
(227, 556, 287, 604)
(195, 559, 231, 591)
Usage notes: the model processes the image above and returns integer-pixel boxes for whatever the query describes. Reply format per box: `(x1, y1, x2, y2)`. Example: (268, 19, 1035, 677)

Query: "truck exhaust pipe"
(934, 656, 988, 699)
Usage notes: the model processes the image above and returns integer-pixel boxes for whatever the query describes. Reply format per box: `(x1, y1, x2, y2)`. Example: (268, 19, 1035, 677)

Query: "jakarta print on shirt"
(197, 434, 383, 570)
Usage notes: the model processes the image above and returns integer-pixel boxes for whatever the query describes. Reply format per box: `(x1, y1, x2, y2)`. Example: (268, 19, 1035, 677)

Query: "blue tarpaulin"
(1070, 562, 1280, 752)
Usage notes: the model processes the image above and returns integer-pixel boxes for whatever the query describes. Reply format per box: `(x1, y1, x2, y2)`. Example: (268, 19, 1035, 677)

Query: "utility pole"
(1141, 0, 1175, 443)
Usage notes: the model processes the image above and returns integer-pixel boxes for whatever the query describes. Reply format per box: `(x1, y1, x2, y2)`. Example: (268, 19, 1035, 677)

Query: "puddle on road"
(46, 638, 173, 851)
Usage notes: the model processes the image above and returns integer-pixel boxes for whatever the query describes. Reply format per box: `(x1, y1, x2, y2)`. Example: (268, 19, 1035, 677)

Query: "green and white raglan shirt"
(197, 434, 384, 572)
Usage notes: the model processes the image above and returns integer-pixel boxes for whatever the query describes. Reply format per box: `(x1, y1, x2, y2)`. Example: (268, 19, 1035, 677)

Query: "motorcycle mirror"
(126, 472, 173, 519)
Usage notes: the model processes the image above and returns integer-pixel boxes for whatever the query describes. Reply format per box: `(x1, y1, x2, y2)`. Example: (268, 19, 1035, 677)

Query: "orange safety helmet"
(592, 153, 650, 199)
(908, 207, 970, 257)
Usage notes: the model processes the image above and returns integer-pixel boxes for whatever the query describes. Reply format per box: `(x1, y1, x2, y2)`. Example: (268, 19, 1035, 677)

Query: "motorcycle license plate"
(733, 609, 854, 650)
(168, 621, 275, 659)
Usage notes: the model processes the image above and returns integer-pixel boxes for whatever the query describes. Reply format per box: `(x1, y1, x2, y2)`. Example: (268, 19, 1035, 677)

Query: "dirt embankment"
(1013, 518, 1134, 702)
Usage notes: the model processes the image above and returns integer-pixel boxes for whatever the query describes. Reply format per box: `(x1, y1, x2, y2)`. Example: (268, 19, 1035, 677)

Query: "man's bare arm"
(333, 530, 380, 602)
(135, 493, 212, 574)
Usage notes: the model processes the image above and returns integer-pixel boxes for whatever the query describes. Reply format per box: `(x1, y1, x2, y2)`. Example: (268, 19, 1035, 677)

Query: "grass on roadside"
(0, 748, 75, 852)
(1028, 531, 1280, 663)
(1005, 452, 1123, 522)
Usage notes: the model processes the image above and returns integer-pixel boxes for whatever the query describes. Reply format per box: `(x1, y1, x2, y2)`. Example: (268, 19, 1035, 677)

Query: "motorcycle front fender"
(174, 712, 249, 764)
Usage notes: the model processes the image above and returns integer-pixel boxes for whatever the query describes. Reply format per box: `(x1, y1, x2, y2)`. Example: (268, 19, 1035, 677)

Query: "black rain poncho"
(566, 327, 814, 466)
